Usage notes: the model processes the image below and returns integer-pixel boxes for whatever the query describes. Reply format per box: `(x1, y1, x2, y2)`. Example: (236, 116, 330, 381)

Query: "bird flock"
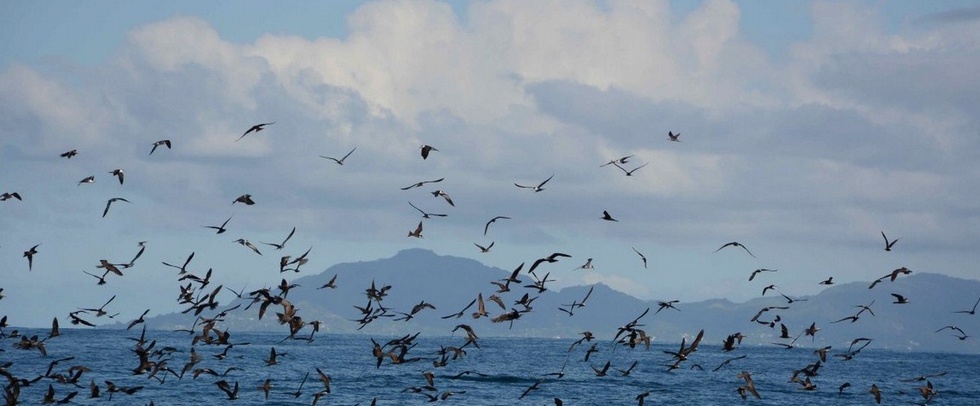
(1, 123, 976, 406)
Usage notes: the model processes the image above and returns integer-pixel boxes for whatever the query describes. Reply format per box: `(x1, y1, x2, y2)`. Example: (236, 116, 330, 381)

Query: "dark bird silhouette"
(409, 201, 446, 219)
(515, 174, 554, 192)
(162, 251, 195, 274)
(881, 231, 899, 251)
(601, 210, 618, 221)
(954, 296, 980, 315)
(736, 370, 761, 399)
(668, 131, 681, 142)
(600, 155, 633, 167)
(149, 140, 171, 155)
(108, 169, 125, 184)
(656, 300, 679, 314)
(441, 298, 477, 319)
(319, 147, 356, 165)
(632, 247, 648, 269)
(77, 175, 95, 185)
(1, 192, 22, 201)
(127, 309, 150, 330)
(401, 178, 444, 190)
(233, 194, 255, 205)
(24, 244, 40, 270)
(869, 383, 881, 404)
(60, 149, 78, 158)
(714, 241, 756, 258)
(819, 277, 834, 285)
(749, 268, 777, 281)
(318, 274, 338, 290)
(203, 215, 233, 234)
(102, 197, 131, 218)
(891, 293, 909, 304)
(215, 380, 239, 399)
(237, 122, 274, 142)
(484, 216, 510, 236)
(234, 239, 262, 255)
(528, 252, 572, 274)
(611, 162, 648, 176)
(407, 221, 424, 238)
(474, 242, 494, 253)
(420, 144, 438, 159)
(262, 227, 296, 250)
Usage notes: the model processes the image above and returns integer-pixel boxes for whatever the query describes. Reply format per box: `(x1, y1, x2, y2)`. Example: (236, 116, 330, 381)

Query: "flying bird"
(749, 268, 777, 281)
(890, 293, 909, 304)
(600, 155, 633, 167)
(149, 140, 171, 155)
(881, 231, 899, 251)
(408, 201, 446, 219)
(483, 216, 510, 236)
(474, 242, 494, 253)
(261, 227, 296, 250)
(601, 210, 618, 221)
(632, 247, 648, 269)
(431, 190, 454, 207)
(714, 241, 756, 258)
(60, 149, 78, 158)
(77, 175, 95, 185)
(1, 192, 22, 201)
(612, 162, 648, 176)
(515, 174, 554, 192)
(24, 244, 40, 271)
(237, 122, 274, 142)
(407, 221, 424, 238)
(234, 239, 262, 256)
(203, 215, 233, 234)
(108, 169, 125, 184)
(400, 178, 444, 190)
(319, 147, 356, 165)
(954, 296, 980, 315)
(102, 197, 131, 218)
(233, 194, 255, 205)
(420, 144, 439, 159)
(668, 131, 681, 142)
(819, 277, 834, 285)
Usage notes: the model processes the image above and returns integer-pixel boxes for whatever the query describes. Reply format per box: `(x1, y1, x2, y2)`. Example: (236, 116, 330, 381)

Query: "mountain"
(123, 248, 980, 353)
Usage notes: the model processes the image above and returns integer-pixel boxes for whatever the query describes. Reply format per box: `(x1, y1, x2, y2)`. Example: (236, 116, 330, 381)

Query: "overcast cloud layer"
(2, 0, 979, 326)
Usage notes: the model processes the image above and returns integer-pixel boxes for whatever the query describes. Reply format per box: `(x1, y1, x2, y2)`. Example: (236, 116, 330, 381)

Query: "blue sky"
(2, 0, 980, 327)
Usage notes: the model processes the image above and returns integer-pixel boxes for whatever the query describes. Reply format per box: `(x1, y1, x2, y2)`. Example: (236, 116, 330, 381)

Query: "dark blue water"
(2, 329, 977, 405)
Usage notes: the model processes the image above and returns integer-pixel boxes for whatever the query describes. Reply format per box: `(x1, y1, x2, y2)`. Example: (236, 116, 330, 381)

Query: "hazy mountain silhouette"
(124, 248, 980, 353)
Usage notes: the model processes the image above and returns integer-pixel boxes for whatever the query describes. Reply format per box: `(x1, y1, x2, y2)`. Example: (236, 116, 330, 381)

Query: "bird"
(1, 192, 22, 201)
(319, 147, 356, 165)
(515, 174, 554, 192)
(714, 241, 756, 258)
(573, 258, 594, 271)
(203, 215, 233, 234)
(400, 178, 444, 190)
(749, 268, 777, 281)
(108, 169, 125, 184)
(234, 239, 262, 255)
(407, 221, 424, 238)
(77, 175, 95, 185)
(60, 149, 78, 158)
(891, 293, 909, 304)
(631, 247, 648, 269)
(819, 277, 834, 285)
(668, 131, 681, 142)
(215, 380, 239, 399)
(483, 216, 510, 236)
(869, 383, 881, 404)
(954, 296, 980, 315)
(600, 155, 633, 167)
(474, 242, 494, 253)
(420, 144, 438, 159)
(881, 231, 899, 251)
(24, 244, 40, 270)
(408, 201, 446, 219)
(431, 190, 454, 206)
(102, 197, 131, 218)
(601, 211, 618, 221)
(528, 252, 572, 274)
(612, 162, 648, 176)
(127, 309, 150, 330)
(237, 122, 274, 141)
(261, 227, 296, 250)
(318, 274, 338, 290)
(233, 194, 255, 205)
(149, 140, 171, 155)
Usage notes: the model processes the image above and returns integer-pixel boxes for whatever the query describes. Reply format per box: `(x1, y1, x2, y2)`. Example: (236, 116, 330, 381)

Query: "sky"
(2, 0, 980, 327)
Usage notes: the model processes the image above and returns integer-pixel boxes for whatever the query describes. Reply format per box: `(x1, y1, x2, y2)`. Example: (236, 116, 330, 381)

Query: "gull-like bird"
(474, 242, 494, 253)
(319, 147, 356, 165)
(108, 169, 125, 185)
(749, 268, 777, 281)
(401, 177, 444, 190)
(233, 194, 255, 205)
(24, 244, 40, 271)
(819, 277, 834, 285)
(78, 175, 95, 185)
(612, 162, 648, 176)
(61, 149, 78, 158)
(1, 192, 22, 201)
(891, 293, 909, 304)
(483, 216, 510, 236)
(601, 211, 618, 221)
(632, 247, 648, 269)
(881, 231, 899, 251)
(431, 190, 454, 207)
(149, 140, 171, 155)
(234, 239, 262, 256)
(407, 221, 424, 238)
(203, 215, 233, 234)
(714, 241, 756, 258)
(668, 131, 681, 142)
(215, 380, 239, 399)
(420, 144, 438, 159)
(237, 122, 274, 142)
(515, 174, 554, 192)
(262, 227, 296, 250)
(954, 296, 980, 315)
(102, 197, 131, 218)
(409, 201, 446, 219)
(600, 155, 633, 167)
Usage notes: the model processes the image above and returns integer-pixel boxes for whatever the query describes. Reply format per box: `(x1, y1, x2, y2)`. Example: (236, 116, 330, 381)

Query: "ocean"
(1, 328, 978, 405)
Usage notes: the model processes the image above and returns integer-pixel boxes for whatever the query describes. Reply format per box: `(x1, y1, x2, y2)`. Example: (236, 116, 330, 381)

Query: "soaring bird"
(668, 131, 681, 142)
(108, 169, 125, 184)
(611, 162, 648, 176)
(714, 241, 756, 258)
(319, 147, 356, 165)
(601, 211, 618, 221)
(237, 122, 274, 142)
(400, 178, 444, 190)
(600, 155, 633, 167)
(149, 140, 171, 155)
(1, 192, 22, 201)
(61, 149, 78, 158)
(407, 221, 424, 238)
(881, 231, 899, 251)
(234, 239, 262, 256)
(420, 144, 439, 159)
(215, 380, 239, 399)
(24, 244, 40, 270)
(954, 296, 980, 315)
(474, 242, 494, 253)
(262, 227, 296, 250)
(408, 201, 446, 219)
(431, 190, 454, 207)
(632, 247, 648, 269)
(749, 268, 777, 281)
(515, 174, 554, 192)
(102, 197, 131, 218)
(890, 293, 909, 304)
(77, 175, 95, 185)
(233, 194, 255, 205)
(483, 216, 511, 236)
(819, 277, 834, 285)
(203, 215, 233, 234)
